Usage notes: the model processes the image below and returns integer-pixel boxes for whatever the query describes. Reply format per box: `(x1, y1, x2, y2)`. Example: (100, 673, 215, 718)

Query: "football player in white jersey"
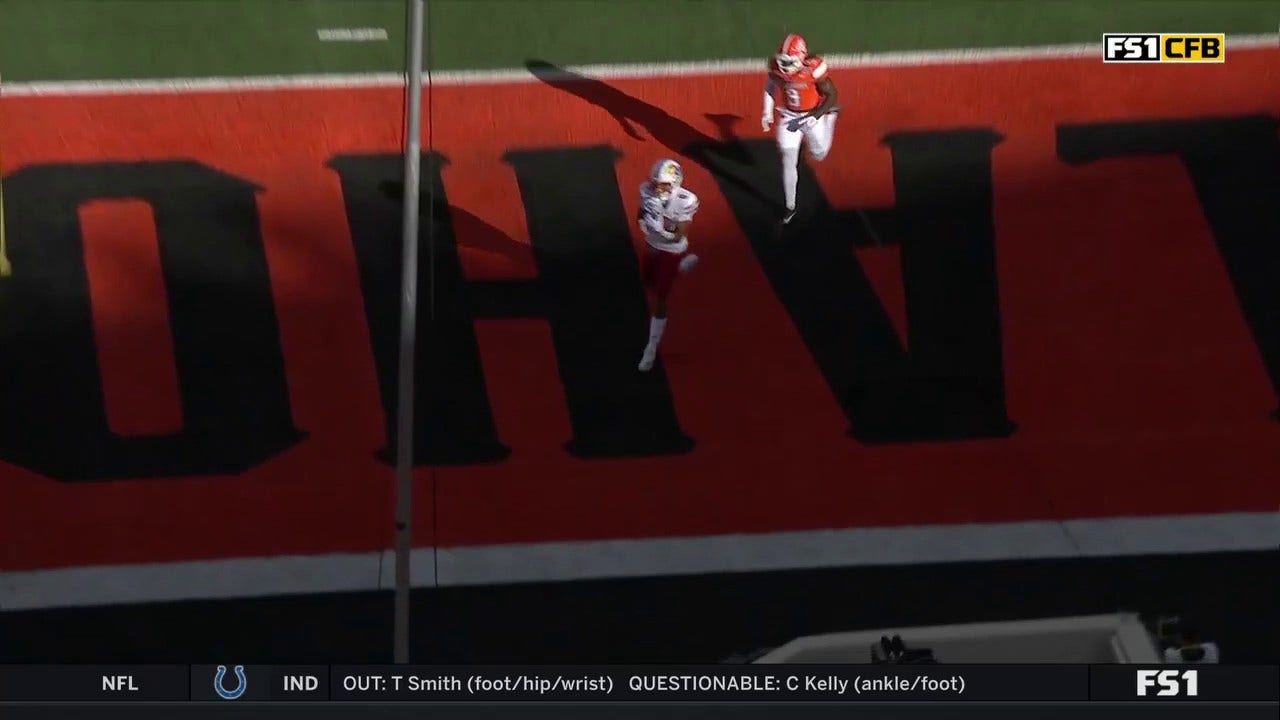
(637, 158, 699, 372)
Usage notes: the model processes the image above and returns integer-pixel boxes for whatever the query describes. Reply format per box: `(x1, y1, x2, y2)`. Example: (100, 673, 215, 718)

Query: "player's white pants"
(775, 109, 838, 211)
(776, 109, 838, 159)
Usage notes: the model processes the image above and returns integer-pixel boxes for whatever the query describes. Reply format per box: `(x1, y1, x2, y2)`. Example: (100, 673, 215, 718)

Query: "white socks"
(781, 146, 800, 210)
(638, 317, 667, 372)
(647, 317, 667, 349)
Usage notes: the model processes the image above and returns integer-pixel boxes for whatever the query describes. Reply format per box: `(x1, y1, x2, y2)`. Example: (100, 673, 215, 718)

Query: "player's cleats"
(782, 207, 797, 225)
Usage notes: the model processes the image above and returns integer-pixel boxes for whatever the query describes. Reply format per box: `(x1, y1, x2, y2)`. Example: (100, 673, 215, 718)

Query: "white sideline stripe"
(316, 27, 388, 42)
(1, 512, 1276, 610)
(2, 34, 1276, 97)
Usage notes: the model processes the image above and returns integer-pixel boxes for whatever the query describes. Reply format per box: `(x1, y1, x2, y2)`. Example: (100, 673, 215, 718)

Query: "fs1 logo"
(1136, 669, 1199, 697)
(1103, 34, 1225, 63)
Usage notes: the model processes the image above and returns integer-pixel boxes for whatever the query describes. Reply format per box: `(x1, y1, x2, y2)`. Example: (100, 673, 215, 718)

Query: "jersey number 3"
(785, 87, 802, 107)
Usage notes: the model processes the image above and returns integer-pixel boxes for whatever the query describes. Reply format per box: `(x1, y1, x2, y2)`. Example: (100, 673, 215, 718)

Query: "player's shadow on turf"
(524, 59, 772, 205)
(378, 180, 528, 266)
(704, 113, 745, 143)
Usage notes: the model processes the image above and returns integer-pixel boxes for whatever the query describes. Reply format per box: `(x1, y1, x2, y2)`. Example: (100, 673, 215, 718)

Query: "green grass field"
(0, 0, 1276, 80)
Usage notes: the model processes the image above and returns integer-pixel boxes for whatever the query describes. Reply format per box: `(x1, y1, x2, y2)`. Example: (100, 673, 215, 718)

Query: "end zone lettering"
(1104, 33, 1225, 63)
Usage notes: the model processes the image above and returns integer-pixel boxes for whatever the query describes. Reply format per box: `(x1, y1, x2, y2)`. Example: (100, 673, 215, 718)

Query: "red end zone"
(1, 50, 1278, 593)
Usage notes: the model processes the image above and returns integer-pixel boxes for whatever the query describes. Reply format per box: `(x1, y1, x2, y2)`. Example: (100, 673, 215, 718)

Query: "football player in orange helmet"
(762, 33, 840, 224)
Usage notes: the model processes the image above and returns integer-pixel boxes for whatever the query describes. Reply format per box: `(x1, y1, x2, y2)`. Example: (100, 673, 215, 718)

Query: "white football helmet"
(650, 158, 683, 200)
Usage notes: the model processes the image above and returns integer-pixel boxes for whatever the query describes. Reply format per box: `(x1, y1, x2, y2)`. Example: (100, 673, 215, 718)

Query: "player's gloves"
(761, 112, 773, 132)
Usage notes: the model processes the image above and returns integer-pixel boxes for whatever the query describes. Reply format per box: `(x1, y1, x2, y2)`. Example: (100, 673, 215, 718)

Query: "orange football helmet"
(775, 33, 809, 75)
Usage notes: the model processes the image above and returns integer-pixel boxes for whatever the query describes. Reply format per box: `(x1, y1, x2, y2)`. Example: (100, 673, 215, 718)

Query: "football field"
(1, 0, 1278, 661)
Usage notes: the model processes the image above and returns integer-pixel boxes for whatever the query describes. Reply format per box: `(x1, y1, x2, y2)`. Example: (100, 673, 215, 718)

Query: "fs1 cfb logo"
(1103, 34, 1225, 63)
(1136, 669, 1199, 697)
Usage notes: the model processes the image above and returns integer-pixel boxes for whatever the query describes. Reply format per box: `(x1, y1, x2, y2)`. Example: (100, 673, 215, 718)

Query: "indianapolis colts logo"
(214, 665, 247, 700)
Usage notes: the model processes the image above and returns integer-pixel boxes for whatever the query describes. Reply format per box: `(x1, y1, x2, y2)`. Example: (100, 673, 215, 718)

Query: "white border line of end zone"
(1, 511, 1277, 610)
(1, 33, 1276, 96)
